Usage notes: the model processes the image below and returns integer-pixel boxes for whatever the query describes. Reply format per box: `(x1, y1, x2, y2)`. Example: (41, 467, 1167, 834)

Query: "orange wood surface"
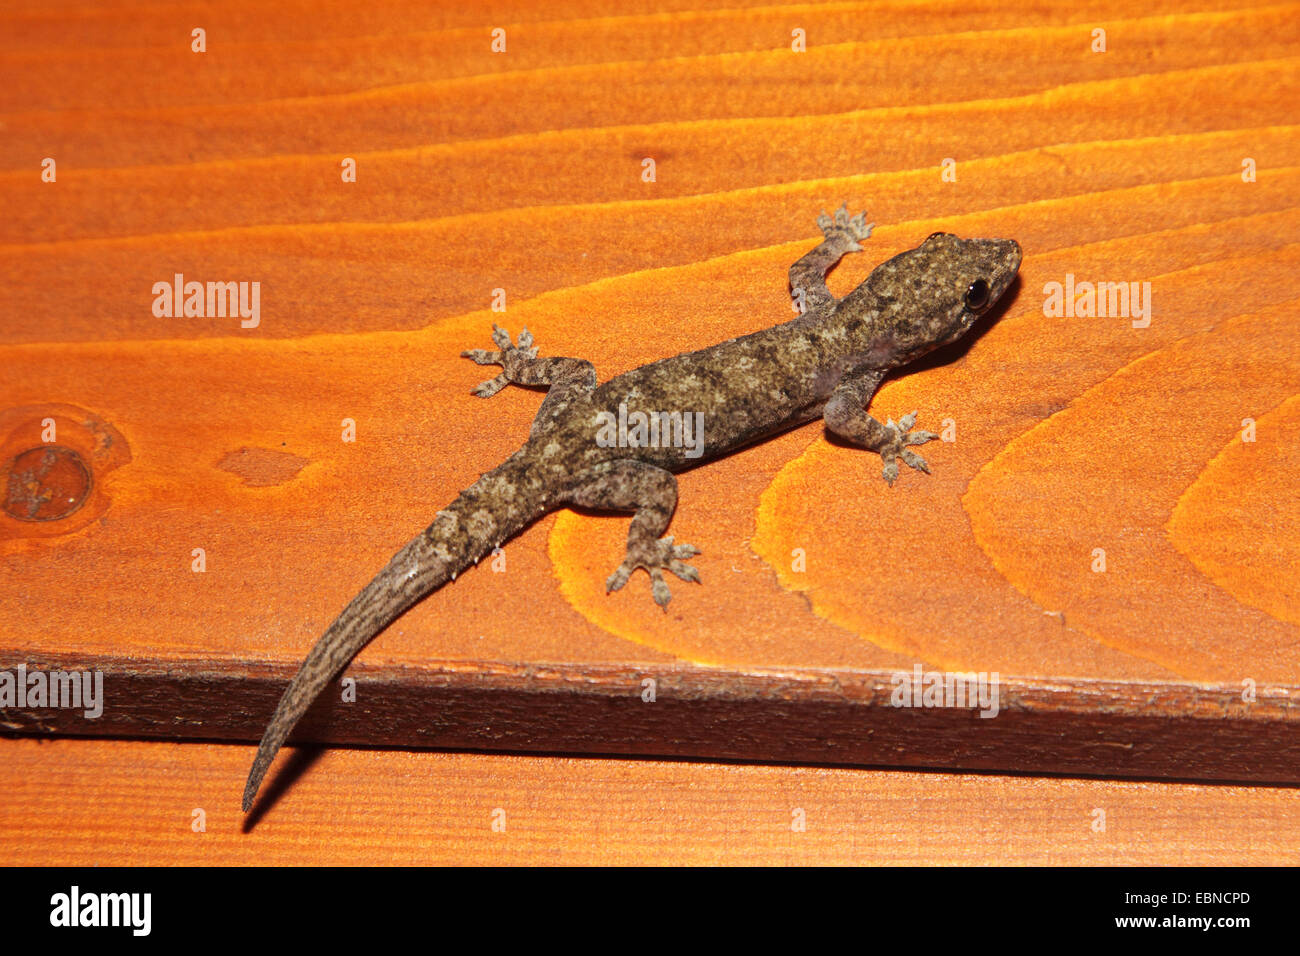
(4, 736, 1299, 865)
(1, 0, 1298, 863)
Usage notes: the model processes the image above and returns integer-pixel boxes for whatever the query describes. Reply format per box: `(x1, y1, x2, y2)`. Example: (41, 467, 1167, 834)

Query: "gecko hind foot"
(815, 203, 874, 248)
(606, 536, 701, 610)
(460, 324, 539, 397)
(878, 410, 938, 485)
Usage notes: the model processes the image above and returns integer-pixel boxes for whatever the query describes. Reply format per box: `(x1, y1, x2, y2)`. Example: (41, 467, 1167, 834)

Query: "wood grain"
(1, 0, 1298, 856)
(4, 736, 1298, 865)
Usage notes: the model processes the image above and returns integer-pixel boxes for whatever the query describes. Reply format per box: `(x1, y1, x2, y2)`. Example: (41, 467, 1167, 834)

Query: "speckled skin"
(242, 208, 1022, 812)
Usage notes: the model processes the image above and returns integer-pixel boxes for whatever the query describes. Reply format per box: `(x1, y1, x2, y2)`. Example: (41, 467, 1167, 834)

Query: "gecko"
(241, 206, 1021, 812)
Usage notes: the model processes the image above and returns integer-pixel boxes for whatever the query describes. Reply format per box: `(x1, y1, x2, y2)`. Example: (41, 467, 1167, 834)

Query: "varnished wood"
(4, 651, 1298, 788)
(2, 737, 1297, 865)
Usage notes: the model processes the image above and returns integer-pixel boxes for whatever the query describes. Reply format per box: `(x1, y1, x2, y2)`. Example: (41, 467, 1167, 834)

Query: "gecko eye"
(964, 279, 991, 312)
(927, 232, 948, 241)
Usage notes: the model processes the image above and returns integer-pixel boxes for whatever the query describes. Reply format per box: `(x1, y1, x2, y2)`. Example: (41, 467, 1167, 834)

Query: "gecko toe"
(900, 449, 931, 473)
(668, 560, 701, 583)
(606, 564, 633, 593)
(650, 571, 672, 609)
(472, 375, 508, 398)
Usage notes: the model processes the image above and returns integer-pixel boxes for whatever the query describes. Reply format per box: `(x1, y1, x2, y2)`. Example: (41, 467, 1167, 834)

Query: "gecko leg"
(563, 460, 701, 609)
(461, 324, 598, 435)
(824, 366, 938, 485)
(788, 203, 874, 315)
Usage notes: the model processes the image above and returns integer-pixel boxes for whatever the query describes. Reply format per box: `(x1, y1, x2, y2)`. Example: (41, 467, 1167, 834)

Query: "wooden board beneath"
(4, 737, 1299, 865)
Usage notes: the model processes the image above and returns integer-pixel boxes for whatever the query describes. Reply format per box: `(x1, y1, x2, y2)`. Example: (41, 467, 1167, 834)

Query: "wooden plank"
(3, 652, 1298, 787)
(4, 737, 1299, 865)
(0, 0, 1297, 811)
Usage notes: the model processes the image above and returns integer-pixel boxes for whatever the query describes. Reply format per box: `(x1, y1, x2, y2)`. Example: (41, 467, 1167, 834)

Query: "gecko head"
(851, 232, 1021, 364)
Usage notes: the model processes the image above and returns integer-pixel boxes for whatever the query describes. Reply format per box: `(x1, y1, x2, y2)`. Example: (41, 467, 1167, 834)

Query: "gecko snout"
(967, 237, 1022, 305)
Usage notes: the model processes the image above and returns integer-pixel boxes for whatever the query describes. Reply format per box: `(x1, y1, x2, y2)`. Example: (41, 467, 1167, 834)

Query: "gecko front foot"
(606, 535, 701, 610)
(877, 410, 938, 485)
(461, 324, 539, 397)
(816, 203, 874, 250)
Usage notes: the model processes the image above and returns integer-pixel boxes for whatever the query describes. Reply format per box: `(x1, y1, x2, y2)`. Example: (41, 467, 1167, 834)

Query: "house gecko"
(242, 207, 1021, 811)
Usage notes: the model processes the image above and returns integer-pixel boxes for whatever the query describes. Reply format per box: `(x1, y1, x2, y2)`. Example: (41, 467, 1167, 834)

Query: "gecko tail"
(241, 452, 543, 813)
(240, 534, 437, 813)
